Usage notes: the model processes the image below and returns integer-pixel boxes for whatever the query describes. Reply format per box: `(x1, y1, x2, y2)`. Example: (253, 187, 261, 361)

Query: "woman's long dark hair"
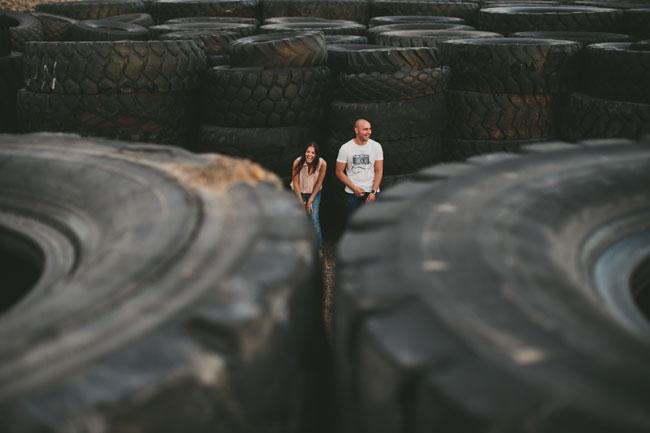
(292, 142, 320, 179)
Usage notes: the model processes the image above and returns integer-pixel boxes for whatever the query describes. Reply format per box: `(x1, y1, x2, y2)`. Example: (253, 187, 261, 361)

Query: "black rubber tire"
(151, 0, 261, 23)
(574, 0, 650, 8)
(262, 0, 371, 26)
(165, 15, 259, 25)
(478, 5, 625, 33)
(625, 8, 650, 38)
(66, 19, 150, 41)
(509, 30, 632, 46)
(31, 12, 78, 41)
(229, 32, 327, 68)
(378, 134, 445, 175)
(35, 0, 146, 20)
(150, 21, 255, 37)
(326, 43, 440, 73)
(441, 37, 580, 94)
(565, 92, 650, 141)
(446, 90, 557, 140)
(263, 16, 333, 23)
(369, 15, 466, 27)
(17, 90, 197, 146)
(335, 138, 650, 433)
(259, 21, 367, 35)
(201, 66, 329, 127)
(0, 132, 326, 433)
(367, 22, 474, 43)
(0, 52, 23, 133)
(370, 1, 481, 23)
(160, 29, 237, 54)
(24, 40, 205, 94)
(206, 53, 229, 66)
(326, 34, 368, 44)
(103, 12, 155, 27)
(338, 66, 450, 102)
(583, 42, 650, 104)
(328, 95, 447, 141)
(2, 12, 44, 52)
(197, 123, 323, 176)
(443, 136, 541, 161)
(375, 29, 502, 48)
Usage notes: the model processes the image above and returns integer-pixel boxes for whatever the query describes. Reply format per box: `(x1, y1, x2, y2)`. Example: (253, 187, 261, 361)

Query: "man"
(335, 118, 384, 220)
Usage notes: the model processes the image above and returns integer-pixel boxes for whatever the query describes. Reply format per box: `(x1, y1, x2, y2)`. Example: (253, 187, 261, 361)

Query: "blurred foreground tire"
(0, 133, 327, 433)
(335, 138, 650, 433)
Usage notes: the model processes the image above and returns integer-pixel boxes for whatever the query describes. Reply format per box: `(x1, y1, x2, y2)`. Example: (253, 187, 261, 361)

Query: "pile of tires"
(197, 31, 329, 179)
(440, 36, 580, 159)
(17, 38, 206, 146)
(335, 137, 650, 433)
(566, 41, 650, 140)
(0, 15, 23, 133)
(0, 132, 327, 433)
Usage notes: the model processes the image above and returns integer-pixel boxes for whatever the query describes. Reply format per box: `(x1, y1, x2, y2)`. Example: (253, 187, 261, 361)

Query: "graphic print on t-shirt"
(352, 153, 370, 174)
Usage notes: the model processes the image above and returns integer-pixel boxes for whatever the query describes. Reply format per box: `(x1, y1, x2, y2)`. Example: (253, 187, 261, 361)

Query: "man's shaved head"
(354, 118, 372, 144)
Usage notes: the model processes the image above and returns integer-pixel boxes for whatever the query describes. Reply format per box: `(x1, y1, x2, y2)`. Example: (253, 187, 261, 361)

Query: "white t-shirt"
(336, 139, 384, 193)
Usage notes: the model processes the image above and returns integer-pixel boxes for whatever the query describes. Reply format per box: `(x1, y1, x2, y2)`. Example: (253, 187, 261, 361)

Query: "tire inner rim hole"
(0, 226, 44, 314)
(631, 257, 650, 323)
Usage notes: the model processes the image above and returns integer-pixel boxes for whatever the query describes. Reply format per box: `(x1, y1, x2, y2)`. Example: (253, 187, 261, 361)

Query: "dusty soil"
(1, 0, 67, 11)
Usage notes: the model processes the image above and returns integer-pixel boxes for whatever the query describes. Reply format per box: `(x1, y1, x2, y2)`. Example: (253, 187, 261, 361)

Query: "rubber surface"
(375, 29, 501, 48)
(565, 92, 650, 140)
(197, 123, 323, 176)
(0, 52, 23, 133)
(151, 0, 260, 23)
(24, 40, 206, 94)
(0, 133, 326, 433)
(31, 12, 76, 41)
(335, 139, 650, 433)
(338, 66, 450, 102)
(17, 90, 197, 145)
(370, 0, 480, 22)
(326, 43, 440, 73)
(35, 0, 146, 20)
(262, 0, 371, 25)
(259, 21, 367, 35)
(160, 29, 237, 54)
(446, 90, 557, 140)
(66, 19, 150, 41)
(229, 32, 328, 68)
(201, 66, 329, 127)
(3, 12, 44, 52)
(441, 37, 580, 93)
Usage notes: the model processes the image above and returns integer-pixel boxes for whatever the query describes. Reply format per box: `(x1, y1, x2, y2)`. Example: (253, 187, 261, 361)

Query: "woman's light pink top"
(294, 157, 323, 194)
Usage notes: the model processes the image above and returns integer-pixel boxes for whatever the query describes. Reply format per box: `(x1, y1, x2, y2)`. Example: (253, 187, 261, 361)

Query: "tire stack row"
(197, 31, 330, 179)
(441, 37, 580, 159)
(566, 41, 650, 140)
(17, 39, 206, 146)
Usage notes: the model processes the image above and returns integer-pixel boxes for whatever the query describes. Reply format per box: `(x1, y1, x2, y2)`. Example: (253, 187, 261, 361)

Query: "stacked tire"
(566, 42, 650, 140)
(0, 16, 23, 133)
(17, 39, 206, 146)
(197, 32, 329, 179)
(440, 37, 580, 159)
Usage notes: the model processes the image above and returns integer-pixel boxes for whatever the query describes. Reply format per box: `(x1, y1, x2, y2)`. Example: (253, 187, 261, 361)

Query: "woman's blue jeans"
(302, 192, 323, 249)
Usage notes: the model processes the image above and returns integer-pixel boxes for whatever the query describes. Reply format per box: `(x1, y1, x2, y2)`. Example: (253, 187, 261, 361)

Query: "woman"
(291, 142, 327, 249)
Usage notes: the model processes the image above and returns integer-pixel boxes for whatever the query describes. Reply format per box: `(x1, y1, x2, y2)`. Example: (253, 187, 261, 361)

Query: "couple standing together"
(291, 118, 384, 248)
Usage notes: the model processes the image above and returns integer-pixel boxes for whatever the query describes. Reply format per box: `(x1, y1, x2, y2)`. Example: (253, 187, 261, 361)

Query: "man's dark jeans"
(344, 191, 379, 223)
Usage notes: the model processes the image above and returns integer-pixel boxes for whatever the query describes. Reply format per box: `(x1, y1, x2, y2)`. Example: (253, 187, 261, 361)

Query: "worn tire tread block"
(202, 66, 329, 127)
(3, 12, 44, 52)
(478, 5, 625, 33)
(229, 32, 327, 68)
(35, 0, 146, 20)
(327, 43, 440, 73)
(24, 40, 206, 94)
(566, 92, 650, 140)
(338, 66, 449, 102)
(329, 95, 447, 141)
(197, 124, 323, 176)
(17, 90, 196, 145)
(583, 42, 650, 104)
(441, 38, 580, 94)
(0, 52, 23, 133)
(446, 90, 557, 140)
(151, 0, 260, 22)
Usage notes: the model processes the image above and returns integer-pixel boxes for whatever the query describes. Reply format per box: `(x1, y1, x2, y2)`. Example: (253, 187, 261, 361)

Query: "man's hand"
(306, 200, 313, 214)
(365, 192, 377, 203)
(352, 185, 365, 197)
